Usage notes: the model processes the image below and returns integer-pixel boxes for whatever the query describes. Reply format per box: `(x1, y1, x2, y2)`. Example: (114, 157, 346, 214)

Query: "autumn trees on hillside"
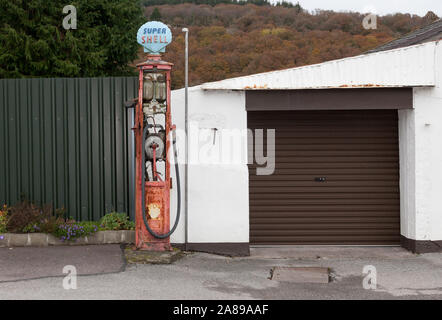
(137, 3, 438, 89)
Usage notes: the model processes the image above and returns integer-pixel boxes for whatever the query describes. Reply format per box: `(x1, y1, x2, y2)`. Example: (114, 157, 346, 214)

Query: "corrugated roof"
(366, 19, 442, 53)
(201, 41, 439, 90)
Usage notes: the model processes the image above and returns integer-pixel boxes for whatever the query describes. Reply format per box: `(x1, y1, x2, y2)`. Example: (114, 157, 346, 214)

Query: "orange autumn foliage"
(133, 3, 439, 89)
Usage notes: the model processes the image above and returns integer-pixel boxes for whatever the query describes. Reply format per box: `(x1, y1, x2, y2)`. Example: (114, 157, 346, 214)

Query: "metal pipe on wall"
(182, 27, 189, 250)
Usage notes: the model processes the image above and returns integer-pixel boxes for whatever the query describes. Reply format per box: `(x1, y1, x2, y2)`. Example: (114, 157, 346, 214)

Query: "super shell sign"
(137, 21, 172, 54)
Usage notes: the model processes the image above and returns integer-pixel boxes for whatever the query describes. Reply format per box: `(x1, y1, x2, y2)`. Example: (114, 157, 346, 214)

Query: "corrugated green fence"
(0, 77, 138, 221)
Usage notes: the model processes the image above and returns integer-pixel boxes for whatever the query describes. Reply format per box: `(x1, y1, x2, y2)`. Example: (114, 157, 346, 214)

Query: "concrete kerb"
(0, 230, 135, 247)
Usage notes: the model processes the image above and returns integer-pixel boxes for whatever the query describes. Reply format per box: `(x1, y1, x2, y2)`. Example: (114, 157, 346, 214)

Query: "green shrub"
(2, 203, 134, 239)
(100, 212, 134, 231)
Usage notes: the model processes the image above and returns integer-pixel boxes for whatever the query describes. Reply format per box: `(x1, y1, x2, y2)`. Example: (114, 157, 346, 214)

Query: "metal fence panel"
(0, 77, 138, 221)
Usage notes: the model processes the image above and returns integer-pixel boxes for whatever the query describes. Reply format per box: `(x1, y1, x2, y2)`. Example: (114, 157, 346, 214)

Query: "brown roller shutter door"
(248, 110, 400, 245)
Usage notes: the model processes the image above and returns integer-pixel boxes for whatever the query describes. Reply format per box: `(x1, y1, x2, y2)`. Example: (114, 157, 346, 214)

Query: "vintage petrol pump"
(131, 21, 180, 251)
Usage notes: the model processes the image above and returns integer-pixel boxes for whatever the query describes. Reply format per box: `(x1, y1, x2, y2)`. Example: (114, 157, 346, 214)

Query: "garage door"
(248, 110, 400, 245)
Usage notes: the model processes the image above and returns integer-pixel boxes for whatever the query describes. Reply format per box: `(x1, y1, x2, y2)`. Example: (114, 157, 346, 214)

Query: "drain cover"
(270, 267, 329, 283)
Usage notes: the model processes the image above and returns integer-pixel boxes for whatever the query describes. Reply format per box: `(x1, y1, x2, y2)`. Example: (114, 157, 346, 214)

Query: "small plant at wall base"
(0, 202, 134, 242)
(6, 200, 58, 233)
(53, 221, 100, 242)
(0, 204, 9, 233)
(100, 212, 135, 231)
(23, 207, 67, 234)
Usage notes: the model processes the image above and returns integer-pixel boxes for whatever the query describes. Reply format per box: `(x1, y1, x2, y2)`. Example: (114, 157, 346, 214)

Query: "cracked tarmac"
(0, 245, 441, 299)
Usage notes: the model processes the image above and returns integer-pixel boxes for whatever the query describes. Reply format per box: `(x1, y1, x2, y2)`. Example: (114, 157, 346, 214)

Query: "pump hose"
(141, 125, 181, 239)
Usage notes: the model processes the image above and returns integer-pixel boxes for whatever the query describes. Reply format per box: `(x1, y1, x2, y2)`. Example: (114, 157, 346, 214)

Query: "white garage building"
(169, 36, 442, 255)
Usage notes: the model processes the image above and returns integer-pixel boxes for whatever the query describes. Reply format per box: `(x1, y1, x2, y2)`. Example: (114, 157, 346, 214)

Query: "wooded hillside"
(137, 3, 438, 89)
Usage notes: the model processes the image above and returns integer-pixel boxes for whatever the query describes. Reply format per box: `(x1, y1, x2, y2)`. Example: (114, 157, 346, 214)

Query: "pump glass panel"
(142, 71, 168, 182)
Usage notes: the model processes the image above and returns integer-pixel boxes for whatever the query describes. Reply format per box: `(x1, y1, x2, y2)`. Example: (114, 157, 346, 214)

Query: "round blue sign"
(137, 21, 172, 54)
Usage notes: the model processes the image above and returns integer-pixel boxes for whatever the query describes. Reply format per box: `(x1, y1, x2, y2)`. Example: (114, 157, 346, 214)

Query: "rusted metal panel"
(0, 77, 138, 221)
(248, 110, 400, 245)
(202, 41, 438, 90)
(246, 88, 413, 111)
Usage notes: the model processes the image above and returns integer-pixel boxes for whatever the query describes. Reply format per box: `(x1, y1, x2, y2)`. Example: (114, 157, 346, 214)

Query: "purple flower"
(0, 235, 4, 240)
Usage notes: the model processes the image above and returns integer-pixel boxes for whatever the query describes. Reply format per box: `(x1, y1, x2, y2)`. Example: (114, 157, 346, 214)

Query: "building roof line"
(200, 40, 439, 91)
(366, 18, 442, 54)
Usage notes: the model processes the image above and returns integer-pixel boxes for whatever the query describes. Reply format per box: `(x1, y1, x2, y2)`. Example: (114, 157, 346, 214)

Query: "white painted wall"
(398, 108, 416, 239)
(169, 88, 186, 244)
(170, 87, 249, 244)
(400, 41, 442, 241)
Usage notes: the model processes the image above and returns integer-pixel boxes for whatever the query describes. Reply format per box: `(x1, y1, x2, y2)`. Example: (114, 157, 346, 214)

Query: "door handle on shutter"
(314, 177, 326, 182)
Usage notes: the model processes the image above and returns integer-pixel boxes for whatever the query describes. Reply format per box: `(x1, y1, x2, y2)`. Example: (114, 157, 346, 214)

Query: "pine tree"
(0, 0, 145, 78)
(150, 7, 162, 20)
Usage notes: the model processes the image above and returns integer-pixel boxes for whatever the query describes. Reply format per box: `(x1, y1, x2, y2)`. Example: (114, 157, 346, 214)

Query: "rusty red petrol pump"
(132, 21, 180, 251)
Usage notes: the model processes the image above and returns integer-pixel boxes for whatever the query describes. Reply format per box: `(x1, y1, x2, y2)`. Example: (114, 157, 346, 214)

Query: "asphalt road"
(0, 245, 441, 299)
(0, 245, 125, 282)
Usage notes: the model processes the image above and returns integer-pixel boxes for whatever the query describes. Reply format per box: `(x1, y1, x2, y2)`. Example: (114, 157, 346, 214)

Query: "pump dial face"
(144, 134, 165, 160)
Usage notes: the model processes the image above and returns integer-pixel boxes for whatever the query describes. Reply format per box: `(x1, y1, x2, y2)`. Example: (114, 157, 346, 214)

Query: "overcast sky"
(272, 0, 442, 16)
